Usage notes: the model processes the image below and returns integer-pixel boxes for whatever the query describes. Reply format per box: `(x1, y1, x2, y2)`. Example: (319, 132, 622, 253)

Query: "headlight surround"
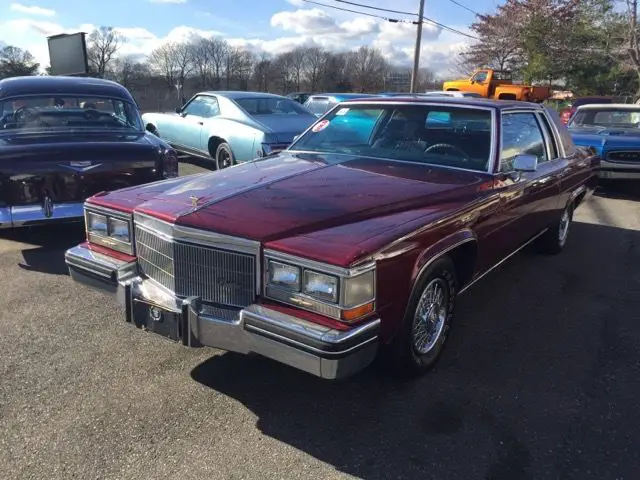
(265, 254, 375, 322)
(85, 207, 134, 255)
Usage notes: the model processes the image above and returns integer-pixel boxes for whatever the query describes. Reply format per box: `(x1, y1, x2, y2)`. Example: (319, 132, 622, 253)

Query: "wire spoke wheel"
(411, 278, 449, 355)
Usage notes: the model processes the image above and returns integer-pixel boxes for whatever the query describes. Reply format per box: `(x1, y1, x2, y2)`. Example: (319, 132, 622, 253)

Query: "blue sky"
(0, 0, 503, 76)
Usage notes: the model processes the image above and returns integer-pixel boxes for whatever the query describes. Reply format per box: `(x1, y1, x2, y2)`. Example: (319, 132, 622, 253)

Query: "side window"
(544, 106, 576, 156)
(183, 96, 208, 117)
(537, 113, 559, 159)
(200, 96, 220, 118)
(500, 112, 548, 172)
(472, 71, 488, 83)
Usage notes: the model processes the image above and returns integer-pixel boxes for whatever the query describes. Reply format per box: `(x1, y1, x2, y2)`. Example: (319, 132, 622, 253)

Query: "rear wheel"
(215, 142, 235, 170)
(386, 257, 457, 376)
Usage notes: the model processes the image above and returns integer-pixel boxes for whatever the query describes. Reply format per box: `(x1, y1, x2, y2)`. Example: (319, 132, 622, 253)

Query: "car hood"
(570, 129, 640, 154)
(250, 114, 316, 142)
(92, 153, 491, 263)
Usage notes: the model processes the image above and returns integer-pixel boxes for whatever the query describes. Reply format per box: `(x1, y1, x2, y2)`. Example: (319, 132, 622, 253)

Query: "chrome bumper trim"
(0, 202, 84, 229)
(65, 244, 380, 380)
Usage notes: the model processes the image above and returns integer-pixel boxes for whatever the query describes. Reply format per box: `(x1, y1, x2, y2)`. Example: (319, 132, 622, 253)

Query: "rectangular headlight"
(85, 208, 134, 255)
(86, 212, 108, 236)
(303, 270, 338, 303)
(343, 270, 375, 307)
(109, 217, 130, 243)
(268, 260, 300, 291)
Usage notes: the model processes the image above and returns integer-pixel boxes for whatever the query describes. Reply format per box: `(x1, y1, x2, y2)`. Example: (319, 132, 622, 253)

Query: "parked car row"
(2, 74, 633, 381)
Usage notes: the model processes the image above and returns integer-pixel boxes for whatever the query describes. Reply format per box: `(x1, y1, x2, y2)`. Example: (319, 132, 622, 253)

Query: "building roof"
(0, 76, 135, 101)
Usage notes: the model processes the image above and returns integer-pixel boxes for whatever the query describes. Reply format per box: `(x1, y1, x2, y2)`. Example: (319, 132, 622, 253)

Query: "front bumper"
(65, 245, 380, 380)
(0, 202, 84, 229)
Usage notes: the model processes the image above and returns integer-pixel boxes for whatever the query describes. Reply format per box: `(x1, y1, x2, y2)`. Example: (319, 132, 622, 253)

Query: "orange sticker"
(312, 119, 330, 132)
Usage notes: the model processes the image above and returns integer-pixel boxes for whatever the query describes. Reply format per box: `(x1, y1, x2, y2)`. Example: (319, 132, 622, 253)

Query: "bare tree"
(303, 47, 328, 91)
(113, 56, 152, 90)
(226, 47, 255, 90)
(149, 43, 178, 88)
(87, 26, 122, 78)
(348, 46, 388, 92)
(289, 47, 307, 91)
(253, 52, 273, 91)
(206, 37, 229, 89)
(273, 52, 297, 93)
(190, 38, 213, 88)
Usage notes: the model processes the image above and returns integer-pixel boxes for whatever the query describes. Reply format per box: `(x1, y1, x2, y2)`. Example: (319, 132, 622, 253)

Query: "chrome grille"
(607, 151, 640, 163)
(174, 242, 256, 308)
(135, 226, 175, 291)
(134, 224, 257, 308)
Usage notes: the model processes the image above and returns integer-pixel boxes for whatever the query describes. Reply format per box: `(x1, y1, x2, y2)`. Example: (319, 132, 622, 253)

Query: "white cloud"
(0, 5, 470, 77)
(9, 3, 56, 17)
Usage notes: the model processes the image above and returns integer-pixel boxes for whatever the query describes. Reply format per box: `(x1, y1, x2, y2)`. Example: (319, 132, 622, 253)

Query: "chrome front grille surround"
(133, 213, 260, 309)
(607, 151, 640, 163)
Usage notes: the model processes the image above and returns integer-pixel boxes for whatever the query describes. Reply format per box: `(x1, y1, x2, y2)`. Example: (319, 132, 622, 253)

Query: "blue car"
(303, 93, 379, 117)
(142, 91, 317, 170)
(568, 103, 640, 180)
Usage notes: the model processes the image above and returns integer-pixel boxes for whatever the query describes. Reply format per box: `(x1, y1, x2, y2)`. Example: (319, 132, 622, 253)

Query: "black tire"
(385, 256, 458, 376)
(535, 202, 573, 254)
(215, 142, 235, 170)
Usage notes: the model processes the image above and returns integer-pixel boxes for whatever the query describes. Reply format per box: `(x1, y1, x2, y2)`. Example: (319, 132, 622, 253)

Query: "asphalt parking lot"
(1, 162, 639, 480)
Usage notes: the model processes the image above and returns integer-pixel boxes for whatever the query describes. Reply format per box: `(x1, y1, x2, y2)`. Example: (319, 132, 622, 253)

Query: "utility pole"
(410, 0, 426, 93)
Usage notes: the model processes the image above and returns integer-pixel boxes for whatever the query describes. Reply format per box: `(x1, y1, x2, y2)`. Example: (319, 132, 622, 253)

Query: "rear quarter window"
(544, 106, 576, 156)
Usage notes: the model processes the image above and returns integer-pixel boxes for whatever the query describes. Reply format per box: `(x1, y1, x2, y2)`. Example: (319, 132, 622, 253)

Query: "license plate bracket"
(132, 299, 181, 342)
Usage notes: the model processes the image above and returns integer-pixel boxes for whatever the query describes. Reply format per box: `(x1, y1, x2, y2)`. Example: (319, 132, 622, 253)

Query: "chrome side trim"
(0, 206, 11, 227)
(459, 228, 548, 295)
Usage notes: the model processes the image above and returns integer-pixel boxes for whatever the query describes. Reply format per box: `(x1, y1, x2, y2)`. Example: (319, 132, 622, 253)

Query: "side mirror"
(175, 106, 182, 114)
(292, 134, 300, 142)
(513, 154, 538, 172)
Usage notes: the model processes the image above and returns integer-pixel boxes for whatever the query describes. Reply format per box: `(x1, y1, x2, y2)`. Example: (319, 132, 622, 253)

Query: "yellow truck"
(442, 69, 552, 102)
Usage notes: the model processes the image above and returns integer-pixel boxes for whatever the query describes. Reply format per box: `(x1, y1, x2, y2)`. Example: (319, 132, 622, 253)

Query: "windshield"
(290, 104, 493, 172)
(569, 108, 640, 129)
(234, 97, 311, 116)
(0, 95, 143, 134)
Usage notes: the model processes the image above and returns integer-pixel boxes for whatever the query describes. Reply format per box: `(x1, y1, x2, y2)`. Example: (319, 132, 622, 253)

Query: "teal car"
(142, 91, 317, 170)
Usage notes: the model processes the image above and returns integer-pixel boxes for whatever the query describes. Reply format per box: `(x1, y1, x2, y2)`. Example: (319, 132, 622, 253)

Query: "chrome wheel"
(216, 144, 234, 170)
(412, 278, 448, 355)
(558, 208, 570, 245)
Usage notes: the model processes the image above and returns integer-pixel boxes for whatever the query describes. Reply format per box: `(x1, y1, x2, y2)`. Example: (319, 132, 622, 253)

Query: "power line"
(301, 0, 418, 23)
(447, 0, 481, 16)
(301, 0, 479, 39)
(334, 0, 418, 17)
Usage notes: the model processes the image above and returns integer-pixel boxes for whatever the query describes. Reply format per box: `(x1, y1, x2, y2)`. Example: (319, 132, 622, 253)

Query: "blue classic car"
(303, 93, 379, 117)
(142, 92, 317, 170)
(568, 103, 640, 180)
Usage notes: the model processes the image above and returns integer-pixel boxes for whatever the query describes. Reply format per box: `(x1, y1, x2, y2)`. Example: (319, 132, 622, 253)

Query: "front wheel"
(215, 142, 235, 170)
(385, 257, 458, 376)
(535, 202, 572, 254)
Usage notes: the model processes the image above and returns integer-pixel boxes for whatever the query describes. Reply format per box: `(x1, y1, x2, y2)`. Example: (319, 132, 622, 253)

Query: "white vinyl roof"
(576, 103, 640, 110)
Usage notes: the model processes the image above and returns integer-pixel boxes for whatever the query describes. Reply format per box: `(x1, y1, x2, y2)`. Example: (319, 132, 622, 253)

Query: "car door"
(196, 96, 222, 153)
(176, 95, 210, 151)
(499, 110, 561, 235)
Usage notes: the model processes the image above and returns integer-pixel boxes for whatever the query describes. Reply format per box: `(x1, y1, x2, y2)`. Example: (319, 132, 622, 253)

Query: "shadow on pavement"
(0, 223, 85, 276)
(191, 221, 640, 480)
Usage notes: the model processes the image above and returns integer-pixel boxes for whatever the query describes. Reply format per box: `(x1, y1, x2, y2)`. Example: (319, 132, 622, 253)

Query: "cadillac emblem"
(42, 196, 54, 218)
(149, 306, 162, 323)
(190, 196, 199, 208)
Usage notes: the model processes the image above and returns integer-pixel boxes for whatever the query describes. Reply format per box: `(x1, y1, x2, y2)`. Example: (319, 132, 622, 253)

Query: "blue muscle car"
(568, 103, 640, 180)
(141, 91, 317, 170)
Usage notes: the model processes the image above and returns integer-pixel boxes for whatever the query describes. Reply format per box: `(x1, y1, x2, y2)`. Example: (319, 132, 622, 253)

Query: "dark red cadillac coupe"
(65, 97, 598, 379)
(0, 76, 178, 229)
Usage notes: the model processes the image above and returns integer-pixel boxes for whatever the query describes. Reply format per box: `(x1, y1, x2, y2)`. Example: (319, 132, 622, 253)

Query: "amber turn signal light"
(341, 302, 374, 322)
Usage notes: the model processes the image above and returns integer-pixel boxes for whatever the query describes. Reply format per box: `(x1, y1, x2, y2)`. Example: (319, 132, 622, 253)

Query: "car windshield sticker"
(335, 108, 349, 116)
(312, 119, 330, 132)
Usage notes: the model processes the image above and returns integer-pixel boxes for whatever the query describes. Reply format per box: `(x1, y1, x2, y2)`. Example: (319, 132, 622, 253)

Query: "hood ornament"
(42, 195, 54, 218)
(190, 196, 199, 208)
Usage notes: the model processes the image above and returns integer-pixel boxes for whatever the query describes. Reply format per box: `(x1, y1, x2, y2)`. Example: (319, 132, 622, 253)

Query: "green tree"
(0, 45, 40, 78)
